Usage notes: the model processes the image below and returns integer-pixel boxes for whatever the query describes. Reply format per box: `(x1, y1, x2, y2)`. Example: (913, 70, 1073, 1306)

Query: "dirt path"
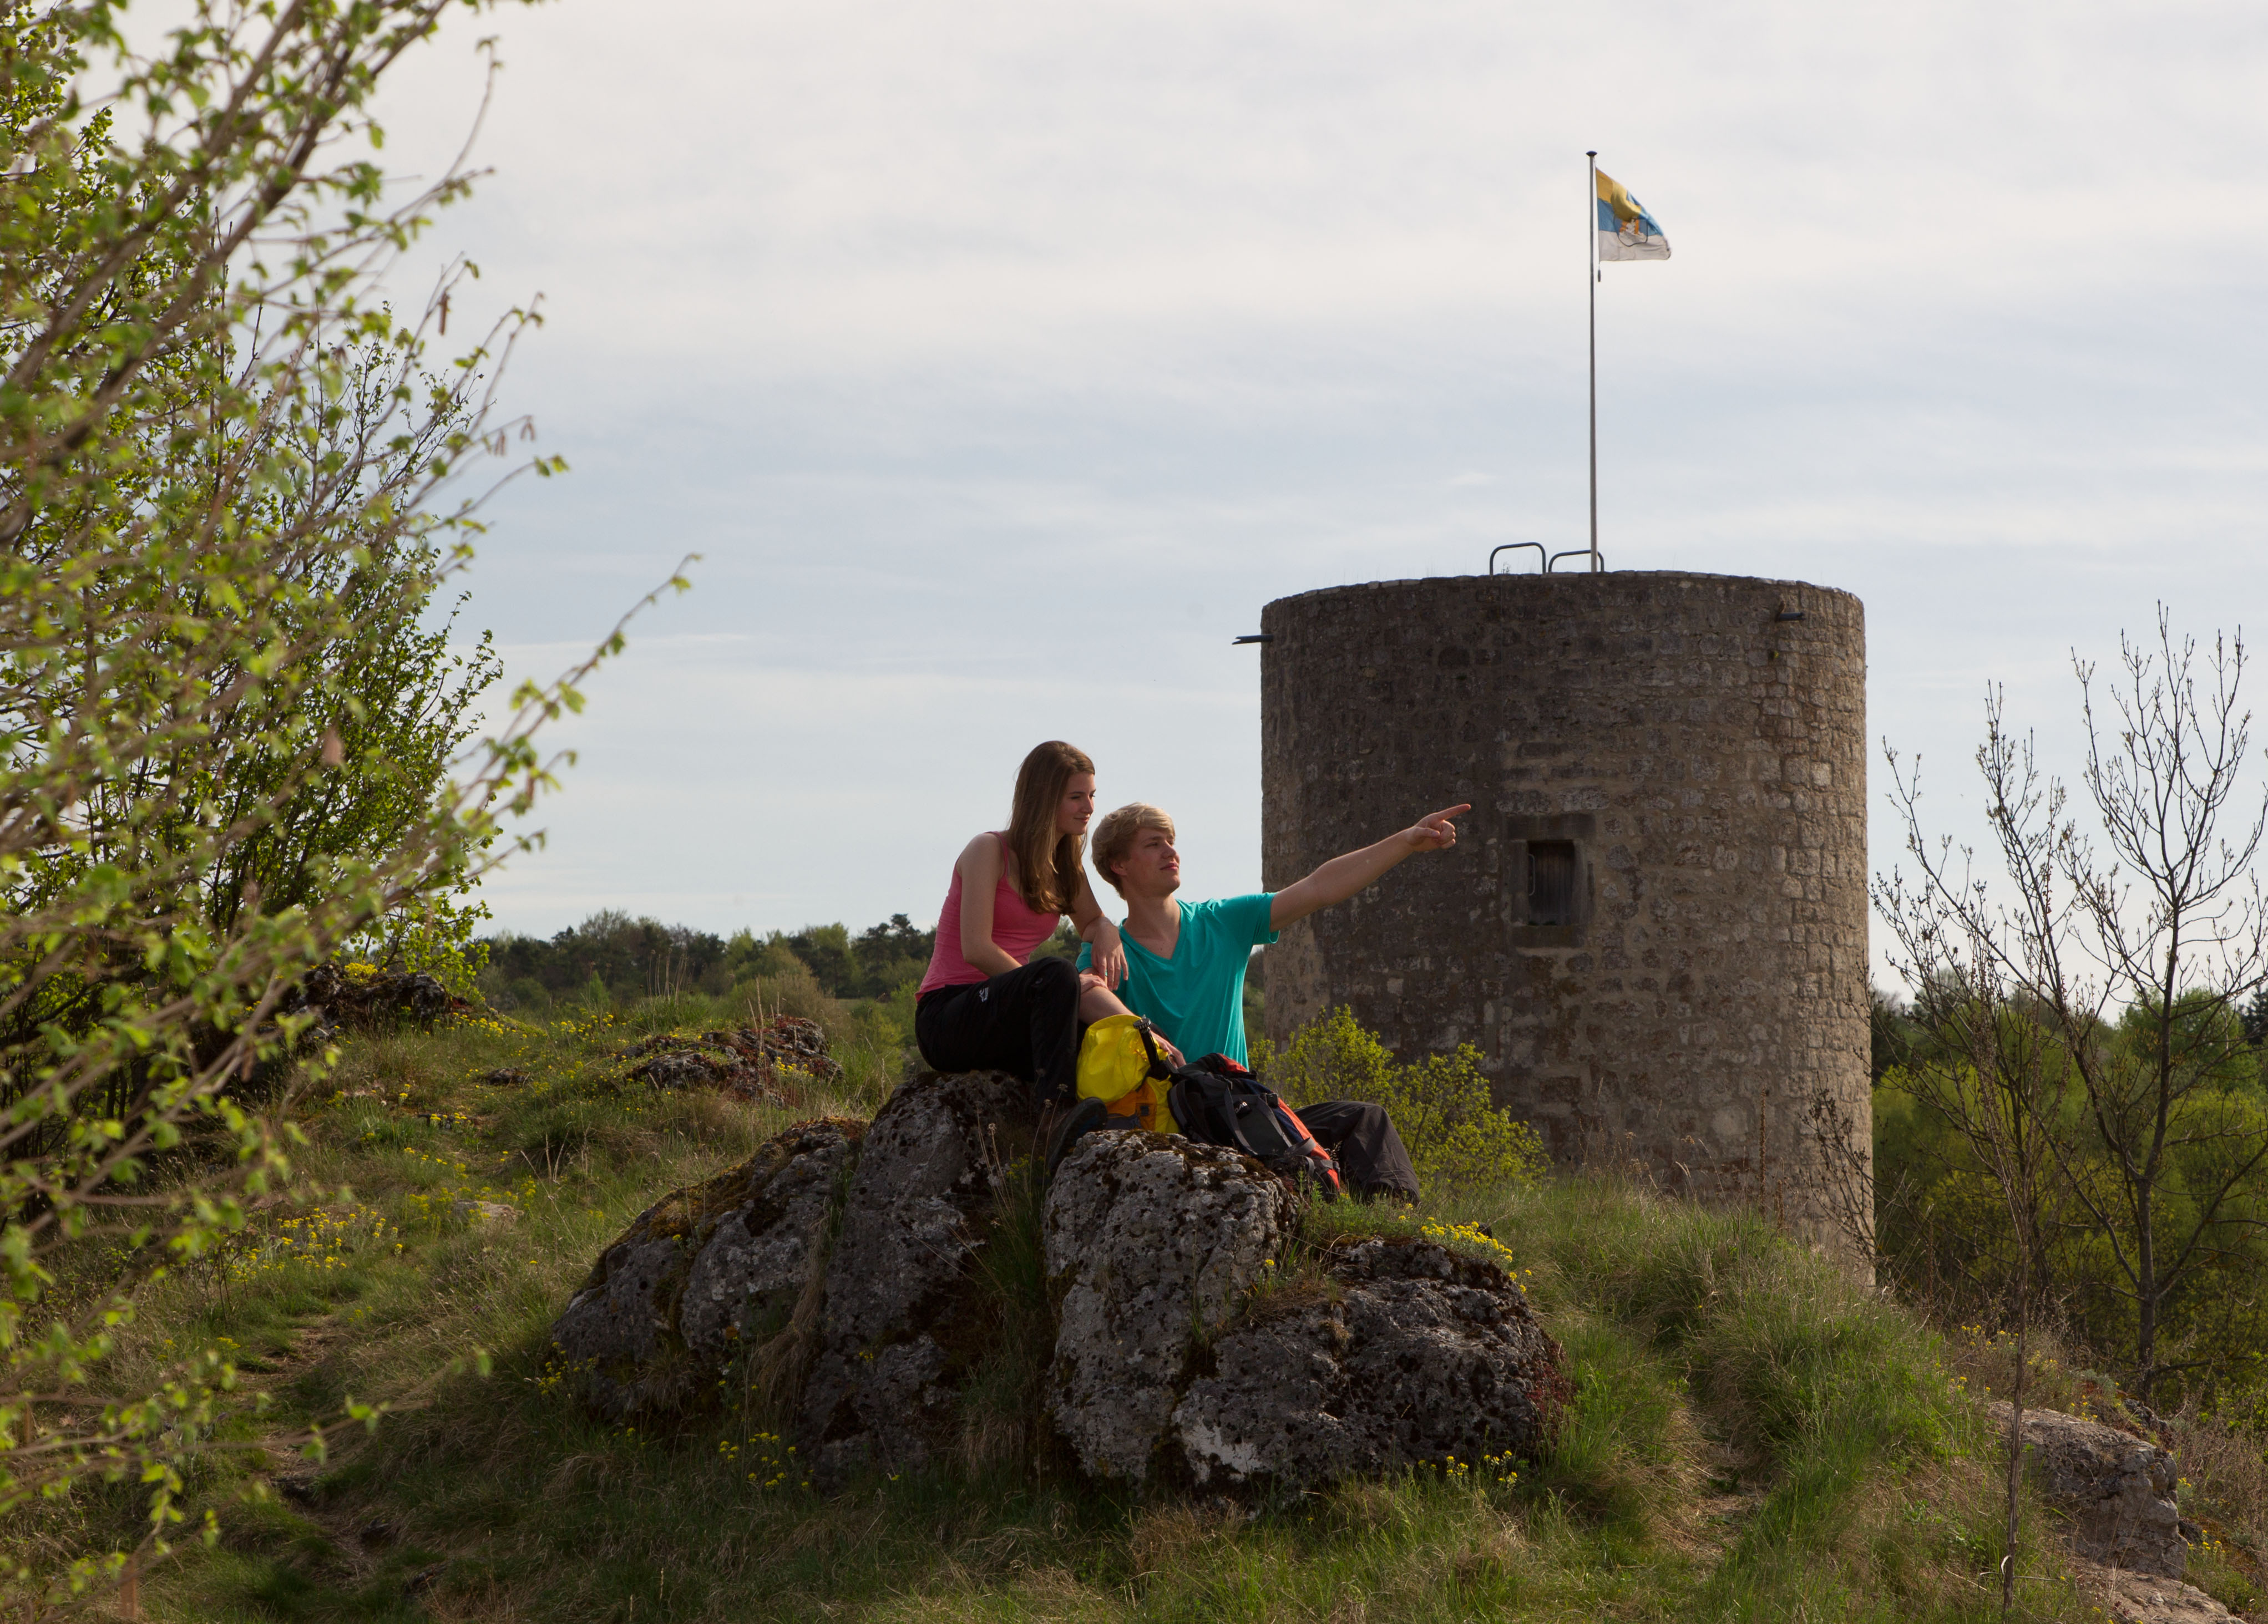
(249, 1314, 424, 1607)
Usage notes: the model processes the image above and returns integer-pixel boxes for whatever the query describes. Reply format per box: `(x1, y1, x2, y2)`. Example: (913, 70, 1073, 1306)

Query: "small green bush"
(1259, 1006, 1551, 1192)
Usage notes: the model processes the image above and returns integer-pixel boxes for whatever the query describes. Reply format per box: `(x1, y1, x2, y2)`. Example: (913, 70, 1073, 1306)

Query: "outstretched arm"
(1269, 805, 1470, 930)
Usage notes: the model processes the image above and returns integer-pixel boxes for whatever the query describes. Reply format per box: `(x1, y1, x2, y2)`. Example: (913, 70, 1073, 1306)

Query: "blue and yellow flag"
(1596, 168, 1670, 262)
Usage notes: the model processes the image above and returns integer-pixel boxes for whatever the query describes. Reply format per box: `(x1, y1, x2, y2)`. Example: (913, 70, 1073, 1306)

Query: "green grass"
(27, 1007, 2119, 1621)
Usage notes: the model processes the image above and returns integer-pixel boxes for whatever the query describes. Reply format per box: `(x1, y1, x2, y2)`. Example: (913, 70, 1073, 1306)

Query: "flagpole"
(1586, 150, 1599, 573)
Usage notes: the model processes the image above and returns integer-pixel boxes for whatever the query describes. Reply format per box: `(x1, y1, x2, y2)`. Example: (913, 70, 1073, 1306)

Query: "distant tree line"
(479, 912, 938, 1009)
(1875, 984, 2268, 1087)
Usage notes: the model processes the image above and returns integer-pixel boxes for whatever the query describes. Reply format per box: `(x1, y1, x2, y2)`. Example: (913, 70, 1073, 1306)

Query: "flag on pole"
(1595, 168, 1670, 262)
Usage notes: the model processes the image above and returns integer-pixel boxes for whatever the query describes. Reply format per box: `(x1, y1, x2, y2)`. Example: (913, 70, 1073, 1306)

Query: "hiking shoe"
(1045, 1097, 1107, 1180)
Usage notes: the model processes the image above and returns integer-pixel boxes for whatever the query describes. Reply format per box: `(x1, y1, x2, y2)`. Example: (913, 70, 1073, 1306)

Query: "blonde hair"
(1091, 802, 1175, 898)
(1006, 741, 1095, 916)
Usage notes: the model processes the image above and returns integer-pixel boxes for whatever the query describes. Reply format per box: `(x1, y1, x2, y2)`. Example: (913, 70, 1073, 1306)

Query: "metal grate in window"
(1527, 841, 1578, 927)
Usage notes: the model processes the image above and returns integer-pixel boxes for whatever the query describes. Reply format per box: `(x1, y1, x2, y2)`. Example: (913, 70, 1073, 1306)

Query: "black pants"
(915, 957, 1082, 1108)
(1299, 1100, 1421, 1202)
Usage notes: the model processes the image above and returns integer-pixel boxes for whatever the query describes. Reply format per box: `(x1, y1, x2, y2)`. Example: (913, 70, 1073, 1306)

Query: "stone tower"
(1259, 571, 1869, 1244)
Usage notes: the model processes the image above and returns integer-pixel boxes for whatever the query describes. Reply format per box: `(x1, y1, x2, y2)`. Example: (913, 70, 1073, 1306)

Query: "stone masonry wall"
(1259, 571, 1869, 1246)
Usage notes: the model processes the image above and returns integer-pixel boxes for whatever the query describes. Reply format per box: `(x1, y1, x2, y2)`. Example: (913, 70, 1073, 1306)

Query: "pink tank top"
(918, 834, 1065, 996)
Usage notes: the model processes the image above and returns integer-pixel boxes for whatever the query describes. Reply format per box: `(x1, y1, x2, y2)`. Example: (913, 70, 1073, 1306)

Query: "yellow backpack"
(1076, 1014, 1178, 1135)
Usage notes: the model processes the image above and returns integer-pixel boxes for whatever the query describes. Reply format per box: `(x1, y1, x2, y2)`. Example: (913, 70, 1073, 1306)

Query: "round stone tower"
(1259, 571, 1869, 1245)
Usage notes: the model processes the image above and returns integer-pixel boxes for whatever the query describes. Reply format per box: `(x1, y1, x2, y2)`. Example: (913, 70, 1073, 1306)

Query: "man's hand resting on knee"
(1077, 970, 1184, 1066)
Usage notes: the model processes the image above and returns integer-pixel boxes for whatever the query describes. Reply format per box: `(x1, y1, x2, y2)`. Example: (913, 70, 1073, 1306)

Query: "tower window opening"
(1527, 841, 1578, 927)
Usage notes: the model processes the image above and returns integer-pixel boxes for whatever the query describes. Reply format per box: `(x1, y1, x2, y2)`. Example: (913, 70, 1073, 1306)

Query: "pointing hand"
(1406, 804, 1470, 852)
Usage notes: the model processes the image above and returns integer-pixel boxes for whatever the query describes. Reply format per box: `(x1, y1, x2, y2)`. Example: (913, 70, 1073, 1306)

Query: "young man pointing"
(1072, 800, 1470, 1199)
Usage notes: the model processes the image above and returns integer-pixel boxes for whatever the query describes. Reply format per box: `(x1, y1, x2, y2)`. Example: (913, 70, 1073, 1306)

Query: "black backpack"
(1165, 1053, 1343, 1200)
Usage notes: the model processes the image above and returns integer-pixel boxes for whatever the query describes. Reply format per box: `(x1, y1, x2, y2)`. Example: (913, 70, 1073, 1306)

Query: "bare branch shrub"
(1876, 616, 2268, 1400)
(1874, 612, 2268, 1612)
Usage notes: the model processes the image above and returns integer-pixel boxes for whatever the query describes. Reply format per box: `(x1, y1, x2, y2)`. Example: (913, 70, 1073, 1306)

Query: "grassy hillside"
(27, 996, 2262, 1621)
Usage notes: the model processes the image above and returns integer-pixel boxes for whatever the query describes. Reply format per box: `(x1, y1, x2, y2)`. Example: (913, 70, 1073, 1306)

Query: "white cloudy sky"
(356, 0, 2266, 950)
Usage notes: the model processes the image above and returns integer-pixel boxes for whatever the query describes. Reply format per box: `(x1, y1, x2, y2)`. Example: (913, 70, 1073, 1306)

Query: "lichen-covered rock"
(1042, 1130, 1563, 1495)
(1987, 1402, 2189, 1579)
(623, 1017, 844, 1102)
(550, 1118, 862, 1419)
(1172, 1236, 1563, 1489)
(295, 961, 469, 1034)
(795, 1069, 1029, 1486)
(1043, 1130, 1297, 1484)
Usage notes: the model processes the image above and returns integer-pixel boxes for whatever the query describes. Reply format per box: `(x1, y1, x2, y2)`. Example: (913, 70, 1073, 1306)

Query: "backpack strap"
(1134, 1018, 1171, 1080)
(1191, 1052, 1249, 1079)
(1202, 1087, 1266, 1160)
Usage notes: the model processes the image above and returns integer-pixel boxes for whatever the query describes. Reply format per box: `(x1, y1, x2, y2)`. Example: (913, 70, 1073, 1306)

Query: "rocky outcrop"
(794, 1069, 1030, 1486)
(550, 1118, 862, 1418)
(1172, 1235, 1564, 1489)
(2070, 1557, 2235, 1624)
(1044, 1130, 1298, 1484)
(296, 961, 470, 1034)
(1043, 1130, 1564, 1492)
(1987, 1402, 2189, 1579)
(624, 1016, 844, 1102)
(550, 1078, 1566, 1503)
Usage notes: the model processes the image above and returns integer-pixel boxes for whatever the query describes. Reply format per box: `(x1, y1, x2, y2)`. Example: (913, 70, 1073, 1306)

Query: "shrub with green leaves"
(0, 2, 685, 1608)
(1259, 1006, 1550, 1192)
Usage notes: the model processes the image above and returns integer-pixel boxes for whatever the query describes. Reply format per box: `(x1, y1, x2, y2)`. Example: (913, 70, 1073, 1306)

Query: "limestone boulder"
(1044, 1130, 1297, 1484)
(794, 1069, 1030, 1486)
(2071, 1557, 2234, 1624)
(1042, 1133, 1565, 1493)
(1172, 1235, 1564, 1489)
(1987, 1402, 2188, 1579)
(550, 1118, 862, 1419)
(551, 1070, 1573, 1505)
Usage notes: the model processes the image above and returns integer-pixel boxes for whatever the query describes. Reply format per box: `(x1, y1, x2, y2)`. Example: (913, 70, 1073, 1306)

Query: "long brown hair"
(1006, 740, 1094, 916)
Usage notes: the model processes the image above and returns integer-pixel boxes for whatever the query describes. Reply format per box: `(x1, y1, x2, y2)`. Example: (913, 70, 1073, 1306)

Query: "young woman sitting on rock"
(914, 740, 1146, 1109)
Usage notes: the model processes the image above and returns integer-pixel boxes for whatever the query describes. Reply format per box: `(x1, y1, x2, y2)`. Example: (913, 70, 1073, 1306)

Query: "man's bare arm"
(1077, 974, 1183, 1064)
(1269, 805, 1470, 930)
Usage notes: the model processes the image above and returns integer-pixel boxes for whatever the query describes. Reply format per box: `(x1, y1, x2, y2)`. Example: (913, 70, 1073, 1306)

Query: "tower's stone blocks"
(1260, 572, 1869, 1246)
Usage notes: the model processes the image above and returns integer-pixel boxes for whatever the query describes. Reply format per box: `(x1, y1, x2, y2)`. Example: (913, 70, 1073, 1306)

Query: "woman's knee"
(1027, 956, 1080, 1003)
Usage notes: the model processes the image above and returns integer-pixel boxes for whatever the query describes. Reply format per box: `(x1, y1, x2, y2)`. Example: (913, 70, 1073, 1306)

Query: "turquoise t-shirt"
(1076, 894, 1278, 1065)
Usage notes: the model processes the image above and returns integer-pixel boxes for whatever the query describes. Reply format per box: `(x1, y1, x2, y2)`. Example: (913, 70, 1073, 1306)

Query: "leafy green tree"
(2242, 986, 2268, 1048)
(1870, 982, 1915, 1083)
(188, 341, 507, 949)
(0, 3, 685, 1608)
(187, 347, 508, 989)
(850, 913, 933, 996)
(722, 927, 813, 986)
(785, 922, 854, 992)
